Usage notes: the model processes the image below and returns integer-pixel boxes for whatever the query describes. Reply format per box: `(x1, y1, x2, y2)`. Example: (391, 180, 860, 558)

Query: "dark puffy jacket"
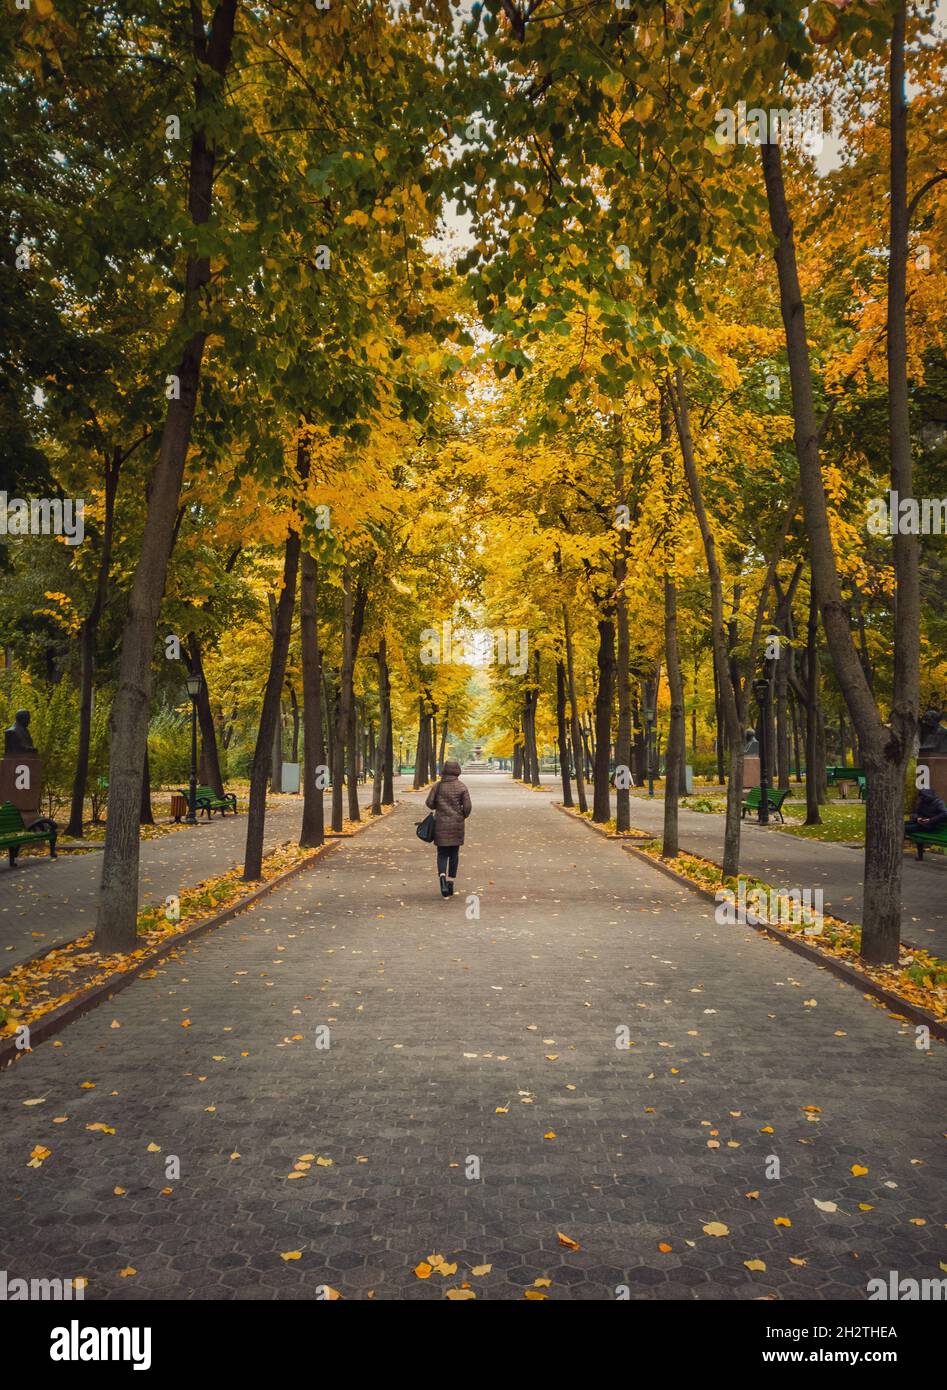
(912, 789, 947, 823)
(425, 761, 472, 846)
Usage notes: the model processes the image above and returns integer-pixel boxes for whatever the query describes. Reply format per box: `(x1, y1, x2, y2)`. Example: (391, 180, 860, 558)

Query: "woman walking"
(425, 759, 471, 897)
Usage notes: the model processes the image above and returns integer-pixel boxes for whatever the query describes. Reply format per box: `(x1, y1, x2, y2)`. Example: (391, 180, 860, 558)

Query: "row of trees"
(456, 0, 946, 965)
(2, 0, 944, 968)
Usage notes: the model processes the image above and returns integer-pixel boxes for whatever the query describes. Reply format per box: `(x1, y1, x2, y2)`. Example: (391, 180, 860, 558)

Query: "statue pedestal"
(742, 755, 760, 791)
(0, 754, 43, 826)
(918, 754, 947, 802)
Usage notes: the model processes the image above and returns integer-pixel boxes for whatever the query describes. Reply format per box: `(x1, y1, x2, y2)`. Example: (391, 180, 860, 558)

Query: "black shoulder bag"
(416, 783, 438, 843)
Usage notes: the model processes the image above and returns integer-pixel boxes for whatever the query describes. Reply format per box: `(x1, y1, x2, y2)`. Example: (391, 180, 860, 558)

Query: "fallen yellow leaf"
(703, 1222, 730, 1237)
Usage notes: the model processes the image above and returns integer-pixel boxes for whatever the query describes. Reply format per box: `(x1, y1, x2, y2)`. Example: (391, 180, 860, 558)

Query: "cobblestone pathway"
(0, 776, 943, 1301)
(0, 788, 377, 962)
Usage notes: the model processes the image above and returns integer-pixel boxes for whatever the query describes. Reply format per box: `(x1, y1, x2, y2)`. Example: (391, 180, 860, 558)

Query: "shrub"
(147, 706, 192, 788)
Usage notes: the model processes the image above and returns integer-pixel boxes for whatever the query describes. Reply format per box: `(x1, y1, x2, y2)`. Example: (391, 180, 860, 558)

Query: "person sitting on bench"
(905, 787, 947, 836)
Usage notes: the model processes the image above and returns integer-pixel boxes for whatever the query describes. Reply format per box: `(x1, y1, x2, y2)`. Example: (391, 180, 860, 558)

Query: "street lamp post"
(753, 672, 772, 824)
(185, 673, 203, 826)
(553, 737, 558, 776)
(398, 736, 404, 778)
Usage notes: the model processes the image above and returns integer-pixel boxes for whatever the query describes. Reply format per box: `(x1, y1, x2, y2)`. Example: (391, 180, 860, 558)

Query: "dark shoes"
(439, 874, 450, 898)
(447, 880, 455, 896)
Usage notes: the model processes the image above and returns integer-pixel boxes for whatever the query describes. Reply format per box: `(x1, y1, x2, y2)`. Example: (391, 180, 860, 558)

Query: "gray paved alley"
(600, 786, 947, 957)
(0, 775, 943, 1301)
(0, 787, 380, 963)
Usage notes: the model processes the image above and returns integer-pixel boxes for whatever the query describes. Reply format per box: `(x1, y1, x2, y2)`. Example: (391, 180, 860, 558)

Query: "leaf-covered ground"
(0, 775, 943, 1301)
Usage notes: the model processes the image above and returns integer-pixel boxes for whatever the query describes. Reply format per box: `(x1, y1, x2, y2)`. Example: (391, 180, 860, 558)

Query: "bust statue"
(4, 710, 37, 756)
(743, 726, 760, 756)
(919, 706, 947, 755)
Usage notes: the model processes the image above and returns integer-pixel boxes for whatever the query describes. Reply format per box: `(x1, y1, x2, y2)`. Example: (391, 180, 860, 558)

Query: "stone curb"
(552, 798, 946, 1043)
(552, 801, 653, 842)
(617, 840, 947, 1044)
(0, 806, 397, 1069)
(555, 803, 935, 953)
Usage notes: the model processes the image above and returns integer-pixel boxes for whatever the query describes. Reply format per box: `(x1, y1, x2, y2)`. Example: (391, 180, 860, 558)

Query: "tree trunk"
(631, 690, 645, 785)
(140, 745, 154, 826)
(270, 704, 283, 792)
(413, 696, 426, 790)
(775, 638, 790, 791)
(337, 564, 361, 825)
(556, 658, 573, 807)
(288, 683, 300, 764)
(68, 450, 120, 838)
(324, 670, 341, 831)
(613, 414, 632, 831)
(94, 1, 239, 951)
(372, 638, 389, 817)
(670, 371, 744, 876)
(527, 654, 541, 786)
(299, 550, 325, 849)
(804, 586, 823, 826)
(69, 620, 98, 840)
(615, 579, 632, 833)
(712, 658, 725, 785)
(520, 699, 530, 781)
(267, 588, 284, 796)
(790, 692, 802, 783)
(562, 606, 588, 813)
(762, 130, 914, 964)
(663, 574, 686, 857)
(582, 711, 595, 782)
(347, 694, 359, 821)
(437, 704, 448, 769)
(691, 654, 699, 759)
(244, 442, 308, 880)
(426, 708, 437, 782)
(592, 618, 615, 823)
(186, 633, 225, 797)
(382, 662, 394, 804)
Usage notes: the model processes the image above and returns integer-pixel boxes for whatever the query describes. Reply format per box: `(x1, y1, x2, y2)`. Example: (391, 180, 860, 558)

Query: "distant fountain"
(464, 743, 490, 770)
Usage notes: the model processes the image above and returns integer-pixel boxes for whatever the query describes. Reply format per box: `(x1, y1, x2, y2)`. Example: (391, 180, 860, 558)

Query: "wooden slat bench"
(741, 786, 791, 823)
(0, 802, 57, 865)
(826, 765, 865, 799)
(905, 824, 947, 861)
(174, 785, 238, 820)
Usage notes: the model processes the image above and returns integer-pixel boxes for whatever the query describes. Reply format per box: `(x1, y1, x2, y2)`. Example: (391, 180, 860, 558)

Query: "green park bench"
(826, 764, 864, 787)
(0, 801, 58, 866)
(905, 823, 947, 861)
(173, 785, 238, 820)
(741, 786, 791, 823)
(826, 765, 864, 784)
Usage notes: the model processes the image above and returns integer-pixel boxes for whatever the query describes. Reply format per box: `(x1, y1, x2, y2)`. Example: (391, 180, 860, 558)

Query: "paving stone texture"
(606, 784, 947, 958)
(0, 775, 943, 1301)
(0, 789, 375, 962)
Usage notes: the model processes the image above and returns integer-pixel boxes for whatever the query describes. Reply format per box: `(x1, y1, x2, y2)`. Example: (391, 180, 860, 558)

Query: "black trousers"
(436, 845, 460, 877)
